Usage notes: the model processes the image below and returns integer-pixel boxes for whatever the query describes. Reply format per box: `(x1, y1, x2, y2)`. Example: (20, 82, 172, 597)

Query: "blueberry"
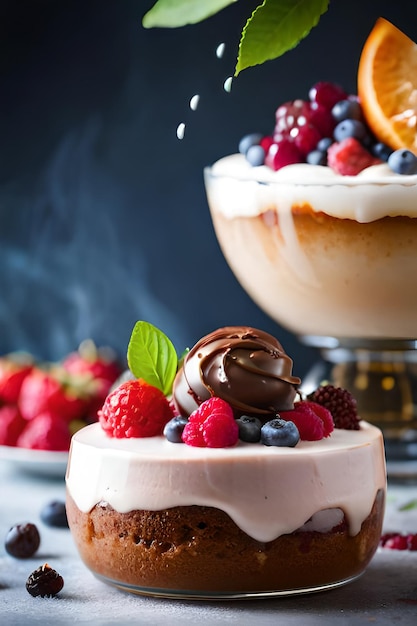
(306, 149, 327, 166)
(260, 418, 300, 447)
(163, 416, 188, 443)
(316, 137, 333, 152)
(388, 148, 417, 175)
(236, 416, 262, 442)
(5, 523, 40, 558)
(331, 99, 363, 123)
(238, 133, 263, 155)
(246, 144, 265, 167)
(40, 501, 69, 528)
(372, 142, 393, 162)
(333, 119, 369, 143)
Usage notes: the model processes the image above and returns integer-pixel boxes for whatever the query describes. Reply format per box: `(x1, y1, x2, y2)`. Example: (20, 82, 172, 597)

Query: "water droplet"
(176, 123, 186, 140)
(223, 76, 233, 93)
(190, 94, 200, 111)
(216, 42, 225, 59)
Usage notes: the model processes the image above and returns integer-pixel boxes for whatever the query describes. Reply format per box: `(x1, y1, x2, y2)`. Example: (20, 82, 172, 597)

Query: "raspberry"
(98, 379, 174, 438)
(280, 401, 334, 441)
(327, 137, 381, 175)
(309, 384, 360, 430)
(182, 397, 239, 448)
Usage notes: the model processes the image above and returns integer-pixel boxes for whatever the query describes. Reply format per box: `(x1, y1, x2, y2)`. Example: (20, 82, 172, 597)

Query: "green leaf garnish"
(399, 499, 417, 512)
(127, 321, 178, 396)
(142, 0, 237, 28)
(142, 0, 329, 74)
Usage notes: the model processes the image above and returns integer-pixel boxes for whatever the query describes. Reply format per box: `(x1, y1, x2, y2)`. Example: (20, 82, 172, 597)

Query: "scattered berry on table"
(26, 563, 64, 597)
(163, 415, 188, 443)
(280, 401, 334, 441)
(98, 379, 174, 438)
(309, 384, 360, 430)
(5, 523, 41, 558)
(182, 397, 239, 448)
(380, 532, 417, 551)
(236, 415, 262, 443)
(40, 501, 69, 528)
(260, 417, 300, 447)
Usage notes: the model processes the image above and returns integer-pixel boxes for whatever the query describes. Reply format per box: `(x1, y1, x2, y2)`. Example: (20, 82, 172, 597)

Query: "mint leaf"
(127, 321, 178, 396)
(235, 0, 329, 74)
(143, 0, 237, 28)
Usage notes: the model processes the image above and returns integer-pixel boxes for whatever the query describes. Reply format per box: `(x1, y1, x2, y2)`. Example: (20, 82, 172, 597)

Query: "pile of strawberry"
(0, 341, 122, 452)
(240, 80, 417, 176)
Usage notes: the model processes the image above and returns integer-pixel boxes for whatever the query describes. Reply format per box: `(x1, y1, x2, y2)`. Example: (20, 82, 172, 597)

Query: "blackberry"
(309, 384, 360, 430)
(26, 563, 64, 597)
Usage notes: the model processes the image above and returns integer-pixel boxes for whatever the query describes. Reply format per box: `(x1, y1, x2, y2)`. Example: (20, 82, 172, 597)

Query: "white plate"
(0, 444, 68, 478)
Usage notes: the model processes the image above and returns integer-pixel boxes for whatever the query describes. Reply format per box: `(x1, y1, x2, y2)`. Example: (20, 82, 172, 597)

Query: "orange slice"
(358, 17, 417, 152)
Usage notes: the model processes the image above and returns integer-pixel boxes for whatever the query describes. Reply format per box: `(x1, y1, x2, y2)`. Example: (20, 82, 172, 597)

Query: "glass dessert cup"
(66, 423, 386, 599)
(204, 162, 417, 470)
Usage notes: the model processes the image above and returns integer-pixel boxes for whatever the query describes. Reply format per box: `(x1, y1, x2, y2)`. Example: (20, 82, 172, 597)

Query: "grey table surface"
(0, 458, 417, 626)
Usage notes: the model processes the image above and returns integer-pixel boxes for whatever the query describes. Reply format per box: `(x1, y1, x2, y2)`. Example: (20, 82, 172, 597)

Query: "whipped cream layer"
(207, 155, 417, 223)
(66, 422, 386, 543)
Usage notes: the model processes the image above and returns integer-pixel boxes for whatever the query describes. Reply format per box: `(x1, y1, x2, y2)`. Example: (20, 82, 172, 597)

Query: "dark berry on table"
(163, 415, 188, 443)
(388, 148, 417, 175)
(331, 99, 364, 123)
(309, 81, 347, 110)
(246, 144, 266, 167)
(26, 563, 64, 597)
(265, 139, 303, 171)
(309, 384, 360, 430)
(40, 500, 69, 528)
(306, 149, 327, 166)
(260, 418, 300, 447)
(372, 142, 393, 161)
(236, 416, 262, 443)
(5, 523, 40, 558)
(238, 133, 263, 155)
(333, 119, 369, 143)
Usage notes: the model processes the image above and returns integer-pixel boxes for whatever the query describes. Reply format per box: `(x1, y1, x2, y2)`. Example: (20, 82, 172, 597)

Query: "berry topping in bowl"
(238, 20, 417, 176)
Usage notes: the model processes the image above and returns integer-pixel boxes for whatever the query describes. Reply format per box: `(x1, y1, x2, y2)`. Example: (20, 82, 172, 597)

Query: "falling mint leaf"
(235, 0, 329, 74)
(142, 0, 237, 28)
(399, 499, 417, 512)
(127, 321, 178, 396)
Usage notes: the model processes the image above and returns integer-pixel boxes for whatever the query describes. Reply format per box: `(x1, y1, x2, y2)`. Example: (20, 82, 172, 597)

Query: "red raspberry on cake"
(280, 401, 334, 441)
(98, 378, 174, 438)
(182, 397, 239, 448)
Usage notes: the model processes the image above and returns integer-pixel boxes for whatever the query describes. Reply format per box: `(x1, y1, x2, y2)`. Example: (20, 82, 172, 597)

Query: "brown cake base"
(66, 490, 384, 596)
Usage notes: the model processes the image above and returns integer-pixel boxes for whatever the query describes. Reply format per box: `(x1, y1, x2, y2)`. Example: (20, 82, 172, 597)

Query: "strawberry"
(327, 137, 381, 175)
(182, 397, 239, 448)
(98, 378, 174, 438)
(0, 356, 33, 404)
(17, 412, 71, 451)
(280, 401, 334, 441)
(18, 367, 90, 423)
(0, 405, 26, 446)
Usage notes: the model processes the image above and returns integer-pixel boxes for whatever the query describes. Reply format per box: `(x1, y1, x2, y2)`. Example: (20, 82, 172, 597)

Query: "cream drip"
(66, 422, 386, 543)
(207, 154, 417, 223)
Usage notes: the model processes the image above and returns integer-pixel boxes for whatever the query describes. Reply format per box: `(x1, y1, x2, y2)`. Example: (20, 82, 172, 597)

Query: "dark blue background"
(0, 1, 414, 377)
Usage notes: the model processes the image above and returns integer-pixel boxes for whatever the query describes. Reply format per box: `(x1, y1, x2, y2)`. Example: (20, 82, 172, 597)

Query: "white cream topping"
(206, 154, 417, 223)
(66, 422, 386, 543)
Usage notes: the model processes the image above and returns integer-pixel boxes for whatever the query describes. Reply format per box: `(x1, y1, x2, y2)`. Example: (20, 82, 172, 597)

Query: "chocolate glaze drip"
(173, 326, 301, 419)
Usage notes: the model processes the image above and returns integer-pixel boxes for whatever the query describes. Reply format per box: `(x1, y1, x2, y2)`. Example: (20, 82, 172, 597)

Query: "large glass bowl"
(204, 160, 417, 341)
